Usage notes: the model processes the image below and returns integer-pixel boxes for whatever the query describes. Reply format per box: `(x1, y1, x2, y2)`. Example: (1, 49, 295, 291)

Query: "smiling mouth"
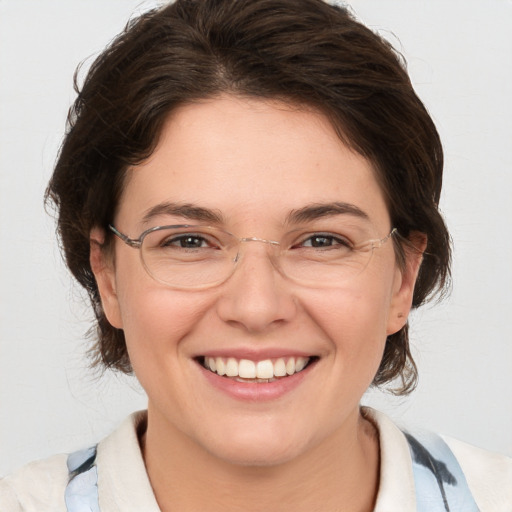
(199, 356, 318, 383)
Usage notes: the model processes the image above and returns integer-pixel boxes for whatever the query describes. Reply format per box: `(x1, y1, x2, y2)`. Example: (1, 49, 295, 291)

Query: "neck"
(141, 405, 380, 512)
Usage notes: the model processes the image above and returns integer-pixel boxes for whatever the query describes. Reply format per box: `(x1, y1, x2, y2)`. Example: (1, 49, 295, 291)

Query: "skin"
(90, 95, 423, 512)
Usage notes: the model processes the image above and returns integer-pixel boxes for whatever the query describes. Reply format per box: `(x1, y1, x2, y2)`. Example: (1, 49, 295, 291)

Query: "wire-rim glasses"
(109, 224, 397, 290)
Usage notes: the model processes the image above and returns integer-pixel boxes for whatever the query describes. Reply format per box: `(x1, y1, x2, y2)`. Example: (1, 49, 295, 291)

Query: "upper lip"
(195, 348, 317, 360)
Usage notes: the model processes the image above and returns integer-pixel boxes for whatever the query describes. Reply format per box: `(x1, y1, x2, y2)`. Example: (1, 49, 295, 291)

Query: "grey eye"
(300, 234, 351, 249)
(161, 234, 214, 249)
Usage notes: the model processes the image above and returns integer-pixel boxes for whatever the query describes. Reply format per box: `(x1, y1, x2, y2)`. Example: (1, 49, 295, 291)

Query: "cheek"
(112, 255, 215, 365)
(302, 276, 395, 364)
(119, 288, 210, 347)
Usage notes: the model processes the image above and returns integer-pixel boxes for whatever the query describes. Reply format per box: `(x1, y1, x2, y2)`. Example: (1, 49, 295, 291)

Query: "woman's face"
(92, 95, 419, 466)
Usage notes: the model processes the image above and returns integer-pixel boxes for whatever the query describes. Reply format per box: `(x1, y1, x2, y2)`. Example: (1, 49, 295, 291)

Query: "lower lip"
(199, 362, 314, 401)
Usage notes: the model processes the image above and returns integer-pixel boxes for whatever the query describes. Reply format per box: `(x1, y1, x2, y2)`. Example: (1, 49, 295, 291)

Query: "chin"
(199, 422, 311, 468)
(210, 441, 303, 468)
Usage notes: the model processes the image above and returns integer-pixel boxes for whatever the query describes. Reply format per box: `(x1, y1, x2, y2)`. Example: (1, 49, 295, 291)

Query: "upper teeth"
(204, 356, 310, 379)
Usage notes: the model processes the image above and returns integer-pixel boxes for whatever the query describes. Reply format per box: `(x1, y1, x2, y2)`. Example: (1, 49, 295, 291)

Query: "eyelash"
(295, 233, 352, 249)
(162, 234, 218, 249)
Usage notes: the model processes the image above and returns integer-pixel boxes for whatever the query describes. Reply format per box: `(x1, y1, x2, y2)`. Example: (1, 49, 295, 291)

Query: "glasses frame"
(108, 223, 397, 289)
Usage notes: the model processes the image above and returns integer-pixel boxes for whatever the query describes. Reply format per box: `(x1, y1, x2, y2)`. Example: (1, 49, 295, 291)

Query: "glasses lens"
(279, 228, 381, 286)
(140, 226, 235, 289)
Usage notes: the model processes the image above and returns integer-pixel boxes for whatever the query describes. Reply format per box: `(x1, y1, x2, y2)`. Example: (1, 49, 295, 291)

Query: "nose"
(215, 240, 297, 334)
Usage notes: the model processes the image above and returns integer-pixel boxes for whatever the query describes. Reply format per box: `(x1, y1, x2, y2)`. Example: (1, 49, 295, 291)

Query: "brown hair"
(46, 0, 451, 394)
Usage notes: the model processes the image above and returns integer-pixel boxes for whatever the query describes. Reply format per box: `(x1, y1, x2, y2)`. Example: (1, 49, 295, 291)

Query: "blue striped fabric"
(65, 446, 99, 512)
(405, 431, 480, 512)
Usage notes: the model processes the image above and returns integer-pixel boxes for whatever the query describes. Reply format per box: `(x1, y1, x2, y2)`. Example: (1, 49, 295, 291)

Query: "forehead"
(117, 95, 390, 231)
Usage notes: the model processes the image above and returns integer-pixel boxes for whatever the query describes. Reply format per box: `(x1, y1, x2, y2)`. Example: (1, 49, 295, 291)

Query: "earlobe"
(386, 232, 427, 335)
(90, 227, 123, 329)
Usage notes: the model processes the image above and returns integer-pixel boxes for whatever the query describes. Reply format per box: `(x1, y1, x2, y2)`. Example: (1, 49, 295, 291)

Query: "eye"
(298, 233, 352, 249)
(161, 233, 218, 249)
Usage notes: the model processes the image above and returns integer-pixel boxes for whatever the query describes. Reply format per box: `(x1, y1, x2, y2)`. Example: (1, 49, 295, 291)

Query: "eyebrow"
(141, 202, 224, 225)
(285, 202, 370, 225)
(140, 200, 370, 227)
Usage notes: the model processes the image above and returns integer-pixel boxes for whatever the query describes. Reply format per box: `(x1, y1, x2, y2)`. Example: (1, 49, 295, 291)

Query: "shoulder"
(0, 453, 69, 512)
(1, 411, 158, 512)
(443, 435, 512, 511)
(363, 407, 512, 512)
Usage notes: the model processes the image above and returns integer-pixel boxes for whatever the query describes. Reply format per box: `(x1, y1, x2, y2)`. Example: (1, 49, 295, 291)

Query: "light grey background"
(1, 0, 511, 475)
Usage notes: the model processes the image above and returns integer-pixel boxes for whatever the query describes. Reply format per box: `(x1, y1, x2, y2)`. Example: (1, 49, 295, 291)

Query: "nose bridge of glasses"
(239, 236, 280, 246)
(233, 236, 281, 265)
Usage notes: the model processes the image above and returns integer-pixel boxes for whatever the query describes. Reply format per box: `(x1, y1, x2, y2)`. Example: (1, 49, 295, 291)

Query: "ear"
(90, 227, 123, 329)
(386, 231, 427, 335)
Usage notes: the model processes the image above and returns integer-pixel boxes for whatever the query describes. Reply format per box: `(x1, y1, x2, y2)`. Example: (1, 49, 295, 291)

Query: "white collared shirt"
(1, 408, 511, 511)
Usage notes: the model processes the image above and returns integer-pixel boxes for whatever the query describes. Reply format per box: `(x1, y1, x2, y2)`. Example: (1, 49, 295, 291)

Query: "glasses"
(109, 224, 397, 290)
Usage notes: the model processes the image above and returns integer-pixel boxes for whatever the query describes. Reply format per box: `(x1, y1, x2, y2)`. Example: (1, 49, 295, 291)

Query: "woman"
(1, 0, 510, 510)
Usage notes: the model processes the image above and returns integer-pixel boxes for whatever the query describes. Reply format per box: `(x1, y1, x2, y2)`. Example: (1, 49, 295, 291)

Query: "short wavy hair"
(46, 0, 451, 395)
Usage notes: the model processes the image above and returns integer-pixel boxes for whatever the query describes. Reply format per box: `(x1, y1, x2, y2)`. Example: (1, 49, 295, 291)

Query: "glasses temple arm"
(108, 224, 142, 248)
